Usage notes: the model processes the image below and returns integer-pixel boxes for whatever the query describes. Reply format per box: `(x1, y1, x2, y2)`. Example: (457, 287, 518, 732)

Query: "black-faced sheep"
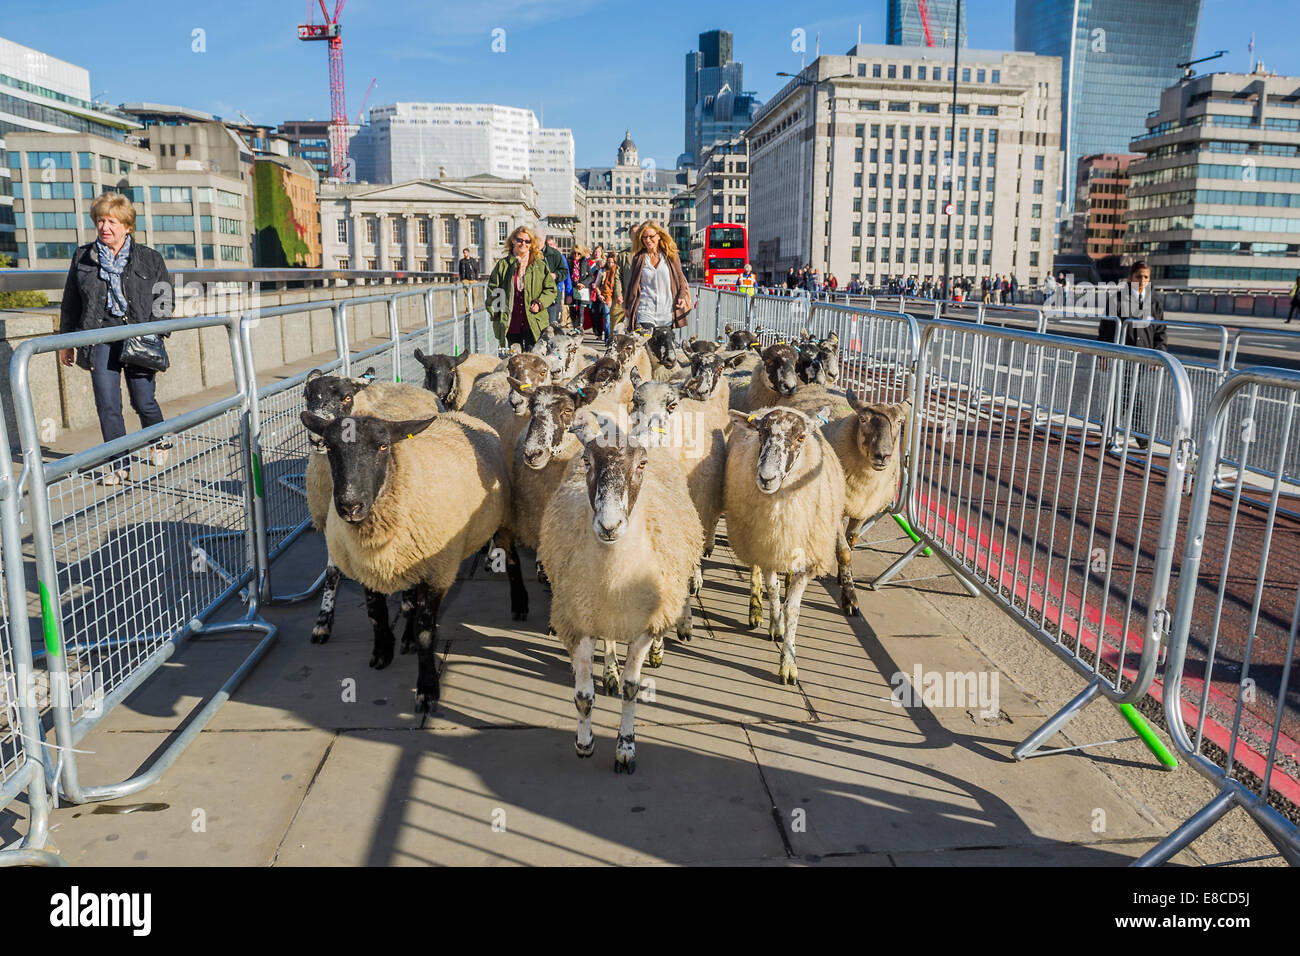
(539, 412, 702, 773)
(301, 406, 525, 712)
(724, 405, 850, 685)
(412, 348, 501, 410)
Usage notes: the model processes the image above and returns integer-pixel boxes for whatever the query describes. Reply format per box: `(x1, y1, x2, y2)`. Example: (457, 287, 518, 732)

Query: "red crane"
(916, 0, 935, 47)
(298, 0, 348, 180)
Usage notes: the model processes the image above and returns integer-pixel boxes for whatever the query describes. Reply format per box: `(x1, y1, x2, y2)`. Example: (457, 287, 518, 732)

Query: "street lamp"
(777, 70, 854, 284)
(942, 0, 964, 302)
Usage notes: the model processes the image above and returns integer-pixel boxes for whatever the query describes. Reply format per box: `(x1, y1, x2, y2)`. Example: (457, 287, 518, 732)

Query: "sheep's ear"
(722, 350, 749, 368)
(892, 400, 913, 426)
(307, 368, 323, 382)
(568, 412, 601, 446)
(567, 383, 598, 409)
(360, 367, 378, 383)
(629, 366, 644, 388)
(812, 406, 832, 430)
(301, 410, 332, 434)
(688, 334, 699, 344)
(452, 351, 471, 367)
(799, 328, 811, 342)
(730, 409, 758, 430)
(384, 415, 438, 443)
(846, 388, 869, 415)
(724, 323, 735, 334)
(506, 375, 531, 394)
(825, 332, 840, 347)
(414, 348, 433, 366)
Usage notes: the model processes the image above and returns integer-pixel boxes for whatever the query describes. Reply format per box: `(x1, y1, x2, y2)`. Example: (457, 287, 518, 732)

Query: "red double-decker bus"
(704, 223, 747, 288)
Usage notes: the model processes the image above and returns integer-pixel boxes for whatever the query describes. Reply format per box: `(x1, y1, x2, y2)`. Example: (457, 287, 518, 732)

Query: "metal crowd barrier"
(9, 315, 278, 805)
(876, 320, 1193, 761)
(0, 406, 62, 865)
(1137, 367, 1300, 867)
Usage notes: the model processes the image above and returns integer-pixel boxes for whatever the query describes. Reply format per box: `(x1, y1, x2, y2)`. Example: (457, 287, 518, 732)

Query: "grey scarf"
(95, 234, 132, 318)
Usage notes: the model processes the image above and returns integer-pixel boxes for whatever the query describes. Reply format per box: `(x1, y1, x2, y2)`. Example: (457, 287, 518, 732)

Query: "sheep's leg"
(845, 515, 867, 550)
(703, 519, 718, 559)
(399, 588, 418, 654)
(689, 562, 703, 597)
(413, 582, 442, 714)
(536, 557, 550, 588)
(572, 636, 596, 758)
(766, 570, 784, 645)
(647, 634, 665, 668)
(748, 564, 765, 630)
(675, 594, 693, 643)
(837, 526, 860, 619)
(778, 572, 810, 685)
(601, 639, 622, 697)
(494, 529, 529, 621)
(365, 588, 395, 670)
(615, 631, 654, 774)
(310, 563, 342, 644)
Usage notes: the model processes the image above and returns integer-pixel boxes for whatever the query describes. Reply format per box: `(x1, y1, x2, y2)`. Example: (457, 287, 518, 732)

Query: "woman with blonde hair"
(623, 220, 693, 332)
(486, 225, 557, 351)
(58, 192, 173, 484)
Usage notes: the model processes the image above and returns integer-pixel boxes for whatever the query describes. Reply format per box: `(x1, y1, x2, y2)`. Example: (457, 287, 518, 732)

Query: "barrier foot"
(0, 847, 67, 867)
(869, 539, 926, 590)
(1118, 703, 1178, 769)
(1012, 679, 1102, 760)
(891, 514, 933, 557)
(265, 564, 328, 606)
(1132, 789, 1236, 867)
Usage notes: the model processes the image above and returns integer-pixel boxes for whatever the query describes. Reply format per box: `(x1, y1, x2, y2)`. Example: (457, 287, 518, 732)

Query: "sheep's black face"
(647, 327, 677, 368)
(727, 329, 760, 352)
(572, 416, 649, 543)
(733, 407, 817, 495)
(520, 384, 591, 469)
(302, 369, 373, 454)
(504, 353, 551, 415)
(761, 343, 801, 397)
(687, 337, 721, 355)
(300, 411, 436, 523)
(570, 356, 622, 397)
(413, 349, 465, 407)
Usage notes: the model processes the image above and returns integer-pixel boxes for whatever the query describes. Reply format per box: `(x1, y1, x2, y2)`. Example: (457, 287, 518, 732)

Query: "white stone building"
(578, 132, 690, 251)
(746, 44, 1062, 286)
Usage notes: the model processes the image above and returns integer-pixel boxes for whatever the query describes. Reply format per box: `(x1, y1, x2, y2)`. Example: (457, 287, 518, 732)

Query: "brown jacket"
(623, 250, 692, 325)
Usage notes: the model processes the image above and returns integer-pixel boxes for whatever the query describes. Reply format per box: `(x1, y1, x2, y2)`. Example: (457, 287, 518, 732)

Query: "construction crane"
(355, 77, 377, 127)
(916, 0, 935, 47)
(298, 0, 348, 180)
(1177, 49, 1228, 79)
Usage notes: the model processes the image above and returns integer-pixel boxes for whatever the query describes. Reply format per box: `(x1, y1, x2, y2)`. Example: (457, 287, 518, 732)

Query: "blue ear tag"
(362, 371, 376, 382)
(573, 386, 586, 397)
(816, 411, 830, 425)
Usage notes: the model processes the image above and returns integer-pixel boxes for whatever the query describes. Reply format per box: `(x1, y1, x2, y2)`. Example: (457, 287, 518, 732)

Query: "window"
(152, 215, 194, 231)
(959, 151, 967, 165)
(928, 175, 937, 189)
(855, 147, 863, 162)
(920, 102, 939, 113)
(98, 155, 113, 173)
(883, 199, 892, 213)
(919, 66, 927, 80)
(872, 64, 881, 78)
(218, 216, 241, 235)
(80, 182, 95, 199)
(859, 100, 879, 111)
(950, 104, 968, 114)
(220, 244, 243, 262)
(855, 123, 865, 137)
(914, 174, 923, 188)
(366, 218, 377, 243)
(30, 212, 79, 229)
(201, 215, 213, 232)
(367, 258, 378, 270)
(27, 181, 74, 199)
(971, 177, 980, 191)
(442, 218, 453, 244)
(154, 243, 197, 261)
(987, 152, 996, 166)
(887, 65, 896, 79)
(868, 198, 877, 212)
(889, 102, 910, 112)
(871, 124, 880, 136)
(1032, 180, 1043, 194)
(852, 197, 861, 212)
(392, 218, 403, 242)
(984, 225, 993, 240)
(201, 244, 213, 262)
(992, 70, 1000, 84)
(962, 68, 971, 82)
(903, 66, 912, 79)
(857, 64, 866, 77)
(882, 223, 891, 238)
(216, 189, 242, 208)
(79, 152, 92, 169)
(977, 69, 985, 83)
(977, 106, 997, 116)
(1030, 227, 1041, 242)
(982, 250, 991, 265)
(119, 160, 131, 174)
(1029, 252, 1039, 267)
(885, 125, 894, 138)
(870, 148, 878, 162)
(150, 186, 192, 204)
(337, 257, 350, 269)
(34, 242, 79, 260)
(911, 223, 920, 238)
(948, 68, 955, 81)
(926, 223, 935, 238)
(198, 187, 214, 203)
(867, 223, 876, 237)
(27, 151, 72, 169)
(925, 248, 933, 263)
(956, 201, 965, 215)
(1034, 155, 1044, 171)
(851, 246, 860, 261)
(852, 222, 861, 237)
(1031, 204, 1042, 219)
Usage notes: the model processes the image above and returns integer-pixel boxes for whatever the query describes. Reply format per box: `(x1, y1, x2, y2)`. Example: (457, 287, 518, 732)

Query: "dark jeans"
(90, 341, 164, 471)
(590, 300, 608, 340)
(1288, 299, 1300, 321)
(506, 327, 537, 352)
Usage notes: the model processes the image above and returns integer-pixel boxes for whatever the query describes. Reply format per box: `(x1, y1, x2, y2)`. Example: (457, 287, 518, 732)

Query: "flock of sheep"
(298, 322, 909, 773)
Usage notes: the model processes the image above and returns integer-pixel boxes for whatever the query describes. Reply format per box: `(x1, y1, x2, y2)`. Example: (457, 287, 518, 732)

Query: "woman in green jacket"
(486, 226, 557, 350)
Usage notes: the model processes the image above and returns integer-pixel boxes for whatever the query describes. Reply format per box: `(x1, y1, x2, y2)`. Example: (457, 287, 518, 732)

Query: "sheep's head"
(300, 411, 437, 524)
(796, 333, 840, 387)
(571, 412, 650, 544)
(690, 349, 750, 400)
(302, 368, 375, 454)
(687, 336, 723, 355)
(605, 333, 642, 375)
(543, 329, 585, 376)
(519, 381, 597, 470)
(726, 327, 761, 352)
(847, 391, 910, 472)
(413, 348, 470, 407)
(760, 342, 802, 397)
(730, 406, 829, 495)
(628, 378, 684, 448)
(504, 353, 551, 415)
(646, 327, 678, 368)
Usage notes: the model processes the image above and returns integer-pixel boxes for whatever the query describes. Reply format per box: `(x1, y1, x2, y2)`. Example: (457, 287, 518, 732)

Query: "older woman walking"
(58, 192, 173, 484)
(486, 225, 557, 352)
(623, 220, 692, 333)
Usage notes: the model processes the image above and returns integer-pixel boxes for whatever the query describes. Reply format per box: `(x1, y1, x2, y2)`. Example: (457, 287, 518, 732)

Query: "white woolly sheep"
(460, 352, 554, 455)
(539, 411, 702, 773)
(605, 331, 653, 383)
(724, 405, 850, 685)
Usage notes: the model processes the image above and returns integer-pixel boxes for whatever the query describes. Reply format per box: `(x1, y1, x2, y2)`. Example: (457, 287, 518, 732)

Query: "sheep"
(412, 348, 501, 411)
(796, 330, 841, 387)
(605, 331, 653, 383)
(301, 405, 526, 712)
(646, 327, 692, 382)
(539, 411, 702, 772)
(732, 341, 803, 412)
(460, 352, 554, 456)
(535, 327, 596, 379)
(724, 405, 850, 685)
(686, 334, 721, 354)
(302, 369, 444, 645)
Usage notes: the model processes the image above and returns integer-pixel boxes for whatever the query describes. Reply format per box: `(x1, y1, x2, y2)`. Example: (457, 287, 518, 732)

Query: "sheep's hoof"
(778, 653, 798, 686)
(602, 671, 621, 697)
(676, 619, 692, 643)
(703, 546, 714, 559)
(414, 688, 439, 713)
(310, 624, 330, 645)
(843, 603, 860, 619)
(689, 567, 702, 596)
(613, 733, 636, 774)
(748, 602, 763, 631)
(369, 647, 394, 670)
(574, 733, 595, 758)
(647, 639, 664, 668)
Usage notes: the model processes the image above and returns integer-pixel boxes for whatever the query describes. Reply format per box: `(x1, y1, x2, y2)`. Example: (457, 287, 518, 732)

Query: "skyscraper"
(1015, 0, 1203, 209)
(887, 0, 967, 48)
(679, 30, 763, 169)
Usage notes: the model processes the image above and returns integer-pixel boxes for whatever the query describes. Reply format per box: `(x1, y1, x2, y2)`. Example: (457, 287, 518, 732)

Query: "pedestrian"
(981, 275, 991, 304)
(622, 220, 693, 333)
(1098, 260, 1167, 451)
(1288, 273, 1300, 324)
(486, 225, 556, 352)
(1044, 272, 1057, 306)
(786, 266, 799, 291)
(739, 262, 757, 297)
(58, 192, 173, 485)
(542, 235, 570, 329)
(596, 251, 619, 343)
(457, 247, 478, 285)
(570, 244, 594, 332)
(1009, 274, 1018, 305)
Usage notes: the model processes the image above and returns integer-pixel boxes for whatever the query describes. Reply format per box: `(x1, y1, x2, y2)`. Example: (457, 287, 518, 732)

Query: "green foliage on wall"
(254, 163, 313, 267)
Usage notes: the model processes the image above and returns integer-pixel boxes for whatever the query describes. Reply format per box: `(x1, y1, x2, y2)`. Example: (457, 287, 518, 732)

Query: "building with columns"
(319, 173, 540, 274)
(578, 131, 690, 252)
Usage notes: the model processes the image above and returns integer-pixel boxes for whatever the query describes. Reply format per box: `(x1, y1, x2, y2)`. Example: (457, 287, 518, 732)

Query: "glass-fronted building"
(1015, 0, 1203, 210)
(887, 0, 966, 48)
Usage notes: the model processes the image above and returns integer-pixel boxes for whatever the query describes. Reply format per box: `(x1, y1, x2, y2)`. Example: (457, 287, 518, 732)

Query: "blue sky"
(3, 0, 1291, 170)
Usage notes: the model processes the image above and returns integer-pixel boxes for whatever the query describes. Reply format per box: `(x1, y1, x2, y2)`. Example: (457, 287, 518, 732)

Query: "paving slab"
(275, 723, 785, 866)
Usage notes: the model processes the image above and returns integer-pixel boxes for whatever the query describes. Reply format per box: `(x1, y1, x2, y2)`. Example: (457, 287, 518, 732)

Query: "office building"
(578, 132, 690, 252)
(888, 0, 966, 48)
(669, 185, 697, 273)
(1067, 153, 1138, 257)
(277, 119, 332, 180)
(692, 136, 749, 237)
(1126, 67, 1300, 289)
(1014, 0, 1203, 210)
(347, 103, 575, 221)
(0, 35, 141, 258)
(679, 30, 763, 169)
(746, 45, 1062, 286)
(319, 174, 540, 274)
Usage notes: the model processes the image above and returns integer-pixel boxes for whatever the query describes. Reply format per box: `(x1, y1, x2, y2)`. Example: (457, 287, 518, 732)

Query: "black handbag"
(118, 333, 169, 373)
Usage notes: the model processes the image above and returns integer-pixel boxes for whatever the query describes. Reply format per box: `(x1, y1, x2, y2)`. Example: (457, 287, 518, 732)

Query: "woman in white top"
(622, 220, 692, 332)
